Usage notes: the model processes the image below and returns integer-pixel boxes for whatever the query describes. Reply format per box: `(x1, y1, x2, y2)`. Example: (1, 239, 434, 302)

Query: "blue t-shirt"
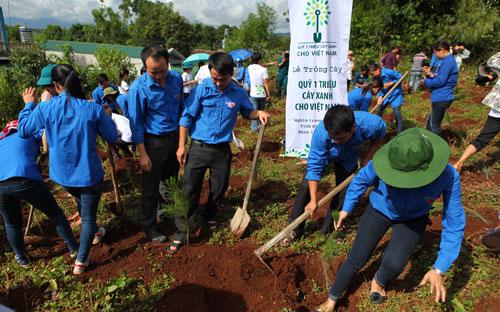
(305, 111, 386, 181)
(342, 161, 465, 273)
(424, 54, 458, 103)
(18, 93, 117, 187)
(179, 79, 255, 144)
(379, 68, 404, 108)
(348, 88, 372, 112)
(0, 131, 43, 182)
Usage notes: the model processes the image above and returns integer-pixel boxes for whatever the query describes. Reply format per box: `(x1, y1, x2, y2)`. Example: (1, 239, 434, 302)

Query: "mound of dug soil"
(154, 241, 326, 312)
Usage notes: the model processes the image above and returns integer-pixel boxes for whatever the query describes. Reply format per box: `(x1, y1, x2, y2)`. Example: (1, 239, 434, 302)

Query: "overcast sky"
(1, 0, 289, 31)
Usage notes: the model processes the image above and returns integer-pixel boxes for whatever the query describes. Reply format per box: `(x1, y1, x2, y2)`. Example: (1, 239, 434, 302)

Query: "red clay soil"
(474, 294, 500, 312)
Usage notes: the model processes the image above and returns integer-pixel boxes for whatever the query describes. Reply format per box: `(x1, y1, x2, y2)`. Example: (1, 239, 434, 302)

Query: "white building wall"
(45, 51, 143, 75)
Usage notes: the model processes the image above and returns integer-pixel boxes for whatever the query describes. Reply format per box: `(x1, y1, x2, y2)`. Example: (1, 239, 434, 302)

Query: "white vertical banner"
(285, 0, 353, 157)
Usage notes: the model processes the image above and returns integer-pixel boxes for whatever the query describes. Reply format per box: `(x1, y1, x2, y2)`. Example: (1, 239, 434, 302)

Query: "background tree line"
(1, 0, 498, 123)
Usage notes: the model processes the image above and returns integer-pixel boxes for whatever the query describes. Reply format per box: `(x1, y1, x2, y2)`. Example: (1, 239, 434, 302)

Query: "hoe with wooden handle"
(230, 124, 265, 238)
(369, 71, 409, 114)
(254, 173, 355, 273)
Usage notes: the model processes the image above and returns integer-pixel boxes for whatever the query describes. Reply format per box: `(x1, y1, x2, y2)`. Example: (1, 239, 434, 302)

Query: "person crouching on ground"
(0, 120, 78, 268)
(18, 64, 118, 274)
(280, 105, 386, 246)
(315, 127, 465, 312)
(174, 52, 270, 252)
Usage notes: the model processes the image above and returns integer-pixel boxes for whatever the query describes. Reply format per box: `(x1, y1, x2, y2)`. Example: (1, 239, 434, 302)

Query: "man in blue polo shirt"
(172, 52, 270, 252)
(281, 105, 386, 246)
(316, 128, 465, 311)
(128, 46, 184, 242)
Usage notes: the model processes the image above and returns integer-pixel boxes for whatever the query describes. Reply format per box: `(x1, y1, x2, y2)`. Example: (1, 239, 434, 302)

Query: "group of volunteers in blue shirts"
(346, 39, 459, 140)
(0, 40, 467, 309)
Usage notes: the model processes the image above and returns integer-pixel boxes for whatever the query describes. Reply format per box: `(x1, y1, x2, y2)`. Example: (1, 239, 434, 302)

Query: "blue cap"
(37, 64, 57, 86)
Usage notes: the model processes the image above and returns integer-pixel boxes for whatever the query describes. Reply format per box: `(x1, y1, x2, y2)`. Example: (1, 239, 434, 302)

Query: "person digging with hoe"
(315, 127, 465, 311)
(281, 105, 386, 246)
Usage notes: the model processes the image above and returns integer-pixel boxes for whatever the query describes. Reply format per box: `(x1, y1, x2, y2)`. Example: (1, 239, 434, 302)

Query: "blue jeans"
(0, 179, 78, 262)
(426, 101, 453, 136)
(250, 97, 267, 131)
(378, 103, 403, 133)
(64, 182, 102, 263)
(329, 204, 428, 300)
(408, 72, 421, 93)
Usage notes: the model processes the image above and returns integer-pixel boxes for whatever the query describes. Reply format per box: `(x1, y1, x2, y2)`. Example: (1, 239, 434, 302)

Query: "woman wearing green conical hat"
(315, 127, 465, 312)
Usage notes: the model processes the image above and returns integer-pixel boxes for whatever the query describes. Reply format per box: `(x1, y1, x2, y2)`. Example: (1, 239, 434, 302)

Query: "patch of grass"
(250, 203, 289, 248)
(208, 227, 238, 247)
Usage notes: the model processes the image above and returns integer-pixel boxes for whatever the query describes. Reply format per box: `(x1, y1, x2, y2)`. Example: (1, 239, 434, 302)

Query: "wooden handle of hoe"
(254, 172, 355, 257)
(242, 124, 265, 212)
(107, 144, 122, 212)
(369, 71, 409, 114)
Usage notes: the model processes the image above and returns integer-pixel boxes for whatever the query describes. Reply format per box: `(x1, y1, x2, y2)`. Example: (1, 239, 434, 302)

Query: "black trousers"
(471, 115, 500, 151)
(289, 162, 357, 236)
(175, 140, 232, 241)
(141, 133, 179, 231)
(329, 204, 428, 300)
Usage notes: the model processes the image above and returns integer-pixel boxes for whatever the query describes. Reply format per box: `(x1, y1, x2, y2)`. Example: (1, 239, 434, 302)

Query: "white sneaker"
(72, 259, 89, 275)
(92, 227, 106, 245)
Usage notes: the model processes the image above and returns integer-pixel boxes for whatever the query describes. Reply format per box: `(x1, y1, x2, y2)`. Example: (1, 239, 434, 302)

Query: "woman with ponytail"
(348, 79, 383, 112)
(18, 64, 117, 275)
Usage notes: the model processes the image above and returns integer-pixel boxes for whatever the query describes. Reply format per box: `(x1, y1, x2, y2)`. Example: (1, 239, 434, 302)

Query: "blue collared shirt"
(379, 68, 404, 108)
(305, 111, 386, 181)
(342, 161, 465, 273)
(18, 93, 117, 187)
(92, 84, 117, 106)
(0, 131, 43, 182)
(128, 71, 184, 144)
(424, 54, 458, 103)
(348, 88, 372, 112)
(179, 79, 255, 144)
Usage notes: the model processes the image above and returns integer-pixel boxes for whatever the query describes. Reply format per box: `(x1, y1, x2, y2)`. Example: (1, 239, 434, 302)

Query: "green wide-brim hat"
(37, 64, 57, 86)
(102, 87, 118, 99)
(373, 127, 450, 189)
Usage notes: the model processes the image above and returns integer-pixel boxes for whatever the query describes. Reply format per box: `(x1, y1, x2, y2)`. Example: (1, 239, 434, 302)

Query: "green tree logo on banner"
(304, 0, 332, 43)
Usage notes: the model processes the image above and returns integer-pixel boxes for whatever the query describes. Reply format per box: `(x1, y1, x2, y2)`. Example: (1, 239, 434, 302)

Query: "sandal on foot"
(92, 227, 106, 245)
(72, 259, 89, 275)
(314, 305, 334, 312)
(369, 292, 387, 304)
(168, 240, 183, 253)
(280, 230, 297, 247)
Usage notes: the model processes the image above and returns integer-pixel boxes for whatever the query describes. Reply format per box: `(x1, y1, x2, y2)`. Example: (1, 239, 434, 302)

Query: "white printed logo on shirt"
(227, 101, 236, 109)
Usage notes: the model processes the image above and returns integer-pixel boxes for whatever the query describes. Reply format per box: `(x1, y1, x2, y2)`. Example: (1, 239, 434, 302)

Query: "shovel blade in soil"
(230, 207, 250, 237)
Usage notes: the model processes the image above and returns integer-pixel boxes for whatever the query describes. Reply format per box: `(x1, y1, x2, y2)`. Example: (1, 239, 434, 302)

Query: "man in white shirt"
(247, 52, 271, 131)
(182, 64, 196, 99)
(194, 62, 211, 83)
